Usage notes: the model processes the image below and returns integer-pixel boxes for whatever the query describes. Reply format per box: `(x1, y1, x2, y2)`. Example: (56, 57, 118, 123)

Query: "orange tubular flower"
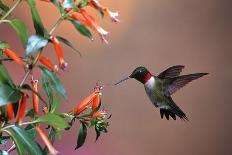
(69, 13, 91, 27)
(2, 48, 25, 65)
(78, 9, 109, 44)
(15, 93, 27, 124)
(89, 0, 120, 23)
(39, 55, 58, 72)
(31, 79, 39, 115)
(6, 103, 14, 121)
(73, 90, 100, 115)
(92, 93, 100, 110)
(35, 126, 58, 155)
(91, 110, 106, 118)
(51, 36, 68, 70)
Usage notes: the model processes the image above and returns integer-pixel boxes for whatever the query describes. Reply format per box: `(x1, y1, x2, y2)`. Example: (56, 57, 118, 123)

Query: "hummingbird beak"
(114, 76, 130, 85)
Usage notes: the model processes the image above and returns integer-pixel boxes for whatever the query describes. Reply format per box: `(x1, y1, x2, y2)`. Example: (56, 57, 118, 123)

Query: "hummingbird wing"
(159, 97, 188, 121)
(158, 65, 185, 79)
(164, 73, 208, 96)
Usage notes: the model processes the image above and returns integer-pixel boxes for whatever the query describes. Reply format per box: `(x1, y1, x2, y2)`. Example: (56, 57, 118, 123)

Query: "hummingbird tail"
(160, 99, 188, 121)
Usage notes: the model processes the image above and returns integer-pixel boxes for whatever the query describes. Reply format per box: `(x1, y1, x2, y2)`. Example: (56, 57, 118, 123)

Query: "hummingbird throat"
(142, 72, 152, 84)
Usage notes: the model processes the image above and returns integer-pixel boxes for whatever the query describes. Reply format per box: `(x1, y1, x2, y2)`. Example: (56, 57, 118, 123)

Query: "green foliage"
(56, 36, 82, 56)
(0, 62, 14, 86)
(50, 93, 60, 113)
(0, 42, 9, 50)
(62, 0, 75, 9)
(0, 0, 115, 153)
(0, 84, 21, 107)
(27, 0, 46, 36)
(75, 121, 87, 149)
(7, 126, 42, 155)
(40, 66, 67, 99)
(26, 35, 48, 55)
(8, 19, 28, 48)
(41, 71, 53, 105)
(0, 150, 8, 155)
(0, 0, 9, 14)
(36, 113, 70, 129)
(69, 18, 93, 40)
(0, 135, 10, 145)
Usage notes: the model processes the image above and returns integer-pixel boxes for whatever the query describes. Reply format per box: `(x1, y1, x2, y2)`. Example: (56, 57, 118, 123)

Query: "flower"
(35, 126, 59, 155)
(69, 12, 91, 27)
(91, 110, 107, 118)
(39, 55, 59, 72)
(31, 78, 39, 115)
(2, 48, 25, 65)
(6, 103, 14, 121)
(15, 93, 27, 125)
(51, 36, 68, 70)
(71, 9, 109, 44)
(79, 9, 109, 44)
(72, 89, 100, 115)
(92, 93, 100, 110)
(89, 0, 120, 23)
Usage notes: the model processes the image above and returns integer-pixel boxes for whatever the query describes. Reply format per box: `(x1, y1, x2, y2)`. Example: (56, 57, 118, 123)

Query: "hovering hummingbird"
(115, 65, 208, 121)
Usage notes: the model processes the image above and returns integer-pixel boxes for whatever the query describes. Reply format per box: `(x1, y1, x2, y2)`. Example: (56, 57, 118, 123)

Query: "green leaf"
(56, 36, 82, 56)
(27, 0, 46, 36)
(36, 113, 70, 129)
(4, 129, 26, 155)
(0, 0, 9, 13)
(69, 18, 93, 40)
(95, 126, 101, 142)
(8, 126, 42, 155)
(41, 69, 53, 105)
(0, 150, 9, 155)
(0, 62, 14, 86)
(0, 135, 10, 145)
(26, 35, 48, 55)
(0, 84, 21, 107)
(50, 93, 60, 113)
(25, 124, 37, 139)
(8, 19, 28, 48)
(80, 0, 89, 7)
(25, 109, 35, 119)
(75, 121, 87, 150)
(62, 0, 74, 9)
(51, 0, 64, 15)
(0, 41, 9, 50)
(40, 66, 67, 99)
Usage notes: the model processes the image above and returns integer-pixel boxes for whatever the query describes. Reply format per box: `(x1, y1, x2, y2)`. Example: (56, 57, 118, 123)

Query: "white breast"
(144, 76, 158, 107)
(145, 76, 155, 90)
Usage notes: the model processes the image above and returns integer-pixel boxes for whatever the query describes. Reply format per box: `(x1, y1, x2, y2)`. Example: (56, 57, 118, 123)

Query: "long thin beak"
(114, 77, 130, 85)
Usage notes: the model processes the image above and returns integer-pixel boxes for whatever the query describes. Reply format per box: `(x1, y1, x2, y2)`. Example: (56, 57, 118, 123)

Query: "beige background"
(1, 0, 232, 155)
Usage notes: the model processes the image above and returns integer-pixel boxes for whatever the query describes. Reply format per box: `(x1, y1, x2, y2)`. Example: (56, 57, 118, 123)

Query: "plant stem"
(0, 121, 37, 132)
(0, 0, 22, 24)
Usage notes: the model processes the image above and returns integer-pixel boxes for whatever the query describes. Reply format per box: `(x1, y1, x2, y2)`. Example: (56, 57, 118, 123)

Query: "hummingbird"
(115, 65, 208, 121)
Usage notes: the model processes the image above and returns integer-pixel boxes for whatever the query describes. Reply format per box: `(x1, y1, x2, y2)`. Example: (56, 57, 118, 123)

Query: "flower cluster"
(44, 0, 119, 44)
(0, 0, 118, 154)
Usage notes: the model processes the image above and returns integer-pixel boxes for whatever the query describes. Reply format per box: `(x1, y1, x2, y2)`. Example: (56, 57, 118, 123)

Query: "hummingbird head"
(129, 66, 151, 84)
(115, 66, 152, 85)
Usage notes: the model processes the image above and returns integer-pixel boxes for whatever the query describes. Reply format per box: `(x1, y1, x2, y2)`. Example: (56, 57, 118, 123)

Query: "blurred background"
(1, 0, 232, 155)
